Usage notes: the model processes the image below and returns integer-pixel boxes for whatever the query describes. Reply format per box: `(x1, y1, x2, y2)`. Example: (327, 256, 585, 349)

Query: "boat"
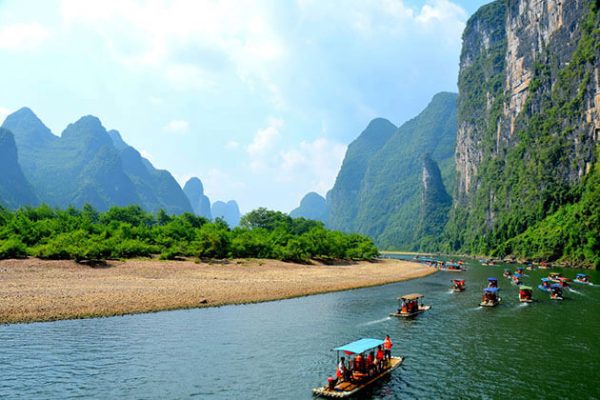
(312, 338, 404, 398)
(538, 278, 553, 292)
(511, 273, 523, 286)
(503, 269, 512, 278)
(487, 277, 498, 288)
(574, 273, 592, 285)
(550, 284, 564, 301)
(555, 277, 571, 288)
(480, 287, 501, 307)
(516, 267, 525, 275)
(451, 279, 465, 292)
(390, 293, 431, 318)
(548, 272, 562, 282)
(519, 286, 534, 303)
(442, 261, 464, 272)
(480, 259, 497, 266)
(538, 261, 550, 269)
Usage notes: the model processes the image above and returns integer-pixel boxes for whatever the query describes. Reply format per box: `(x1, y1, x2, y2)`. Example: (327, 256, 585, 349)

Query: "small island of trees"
(0, 205, 379, 262)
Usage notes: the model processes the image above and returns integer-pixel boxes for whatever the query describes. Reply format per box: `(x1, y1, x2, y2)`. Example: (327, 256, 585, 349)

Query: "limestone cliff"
(449, 0, 600, 258)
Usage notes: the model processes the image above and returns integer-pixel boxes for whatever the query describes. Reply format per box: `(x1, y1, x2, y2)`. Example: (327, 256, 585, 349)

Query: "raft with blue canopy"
(481, 286, 501, 307)
(313, 338, 404, 398)
(334, 339, 384, 355)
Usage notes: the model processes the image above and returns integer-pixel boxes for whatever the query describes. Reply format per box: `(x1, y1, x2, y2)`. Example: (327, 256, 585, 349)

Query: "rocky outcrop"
(416, 154, 452, 248)
(183, 177, 212, 219)
(289, 192, 328, 223)
(449, 0, 600, 253)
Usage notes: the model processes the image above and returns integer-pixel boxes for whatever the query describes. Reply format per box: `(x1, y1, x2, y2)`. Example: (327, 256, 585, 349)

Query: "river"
(1, 258, 599, 399)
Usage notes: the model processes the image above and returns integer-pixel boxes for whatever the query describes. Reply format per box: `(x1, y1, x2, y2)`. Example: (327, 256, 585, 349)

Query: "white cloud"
(0, 22, 52, 51)
(278, 138, 346, 195)
(247, 117, 283, 171)
(164, 119, 190, 135)
(225, 140, 240, 150)
(0, 107, 12, 124)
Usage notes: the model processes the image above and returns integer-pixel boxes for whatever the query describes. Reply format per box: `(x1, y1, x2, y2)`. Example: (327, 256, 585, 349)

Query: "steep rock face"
(183, 177, 212, 219)
(212, 200, 241, 227)
(415, 154, 452, 249)
(327, 118, 397, 231)
(0, 128, 39, 208)
(289, 192, 328, 223)
(328, 92, 457, 249)
(449, 0, 600, 256)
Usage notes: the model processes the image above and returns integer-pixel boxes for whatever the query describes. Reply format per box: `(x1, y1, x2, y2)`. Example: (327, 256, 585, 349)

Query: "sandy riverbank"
(0, 257, 435, 324)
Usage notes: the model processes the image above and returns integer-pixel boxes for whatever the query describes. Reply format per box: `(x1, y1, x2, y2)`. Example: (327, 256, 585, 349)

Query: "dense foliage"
(0, 205, 378, 262)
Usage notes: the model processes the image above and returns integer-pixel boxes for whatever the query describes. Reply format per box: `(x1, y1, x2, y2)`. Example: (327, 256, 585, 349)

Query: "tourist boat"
(480, 287, 501, 307)
(312, 338, 404, 398)
(574, 273, 592, 285)
(451, 279, 465, 292)
(503, 269, 512, 278)
(511, 273, 523, 286)
(443, 262, 464, 272)
(538, 278, 552, 292)
(519, 286, 534, 303)
(516, 267, 524, 275)
(550, 284, 564, 301)
(390, 293, 431, 318)
(480, 259, 497, 266)
(487, 277, 498, 288)
(548, 273, 571, 287)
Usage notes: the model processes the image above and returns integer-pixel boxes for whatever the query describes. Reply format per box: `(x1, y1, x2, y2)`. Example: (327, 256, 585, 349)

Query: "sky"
(0, 0, 490, 213)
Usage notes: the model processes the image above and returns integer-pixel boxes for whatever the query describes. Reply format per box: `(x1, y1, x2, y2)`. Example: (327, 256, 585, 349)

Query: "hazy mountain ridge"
(326, 92, 457, 249)
(1, 108, 193, 214)
(289, 192, 328, 223)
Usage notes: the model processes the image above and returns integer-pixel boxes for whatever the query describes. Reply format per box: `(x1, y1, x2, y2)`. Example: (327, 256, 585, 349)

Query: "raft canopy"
(576, 273, 588, 277)
(483, 287, 499, 293)
(334, 338, 384, 354)
(520, 286, 533, 291)
(487, 277, 498, 281)
(541, 278, 551, 282)
(398, 293, 424, 301)
(513, 273, 522, 278)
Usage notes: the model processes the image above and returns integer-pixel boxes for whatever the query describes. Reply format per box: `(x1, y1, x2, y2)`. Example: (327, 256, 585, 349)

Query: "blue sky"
(0, 0, 489, 213)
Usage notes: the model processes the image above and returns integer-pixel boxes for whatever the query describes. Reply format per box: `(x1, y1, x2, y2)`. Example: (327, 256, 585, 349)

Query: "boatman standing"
(337, 357, 347, 382)
(383, 335, 393, 361)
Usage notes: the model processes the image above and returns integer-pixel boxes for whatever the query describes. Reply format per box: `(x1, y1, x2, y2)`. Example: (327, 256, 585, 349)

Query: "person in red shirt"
(354, 353, 363, 374)
(376, 345, 385, 371)
(366, 351, 375, 375)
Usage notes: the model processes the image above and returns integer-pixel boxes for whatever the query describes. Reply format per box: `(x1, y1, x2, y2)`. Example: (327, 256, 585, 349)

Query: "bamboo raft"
(389, 305, 431, 318)
(312, 357, 404, 398)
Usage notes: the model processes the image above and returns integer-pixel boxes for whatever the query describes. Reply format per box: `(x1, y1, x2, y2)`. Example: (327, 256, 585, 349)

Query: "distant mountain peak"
(184, 177, 204, 194)
(2, 107, 56, 145)
(108, 129, 128, 150)
(290, 192, 328, 223)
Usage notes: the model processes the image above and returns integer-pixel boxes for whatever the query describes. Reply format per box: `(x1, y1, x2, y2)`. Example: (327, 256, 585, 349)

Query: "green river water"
(0, 257, 599, 399)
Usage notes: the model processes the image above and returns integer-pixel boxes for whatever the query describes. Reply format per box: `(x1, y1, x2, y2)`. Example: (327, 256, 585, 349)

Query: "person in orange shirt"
(383, 335, 393, 360)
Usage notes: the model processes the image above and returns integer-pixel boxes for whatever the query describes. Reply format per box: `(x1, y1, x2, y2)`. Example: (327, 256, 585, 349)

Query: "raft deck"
(312, 357, 404, 398)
